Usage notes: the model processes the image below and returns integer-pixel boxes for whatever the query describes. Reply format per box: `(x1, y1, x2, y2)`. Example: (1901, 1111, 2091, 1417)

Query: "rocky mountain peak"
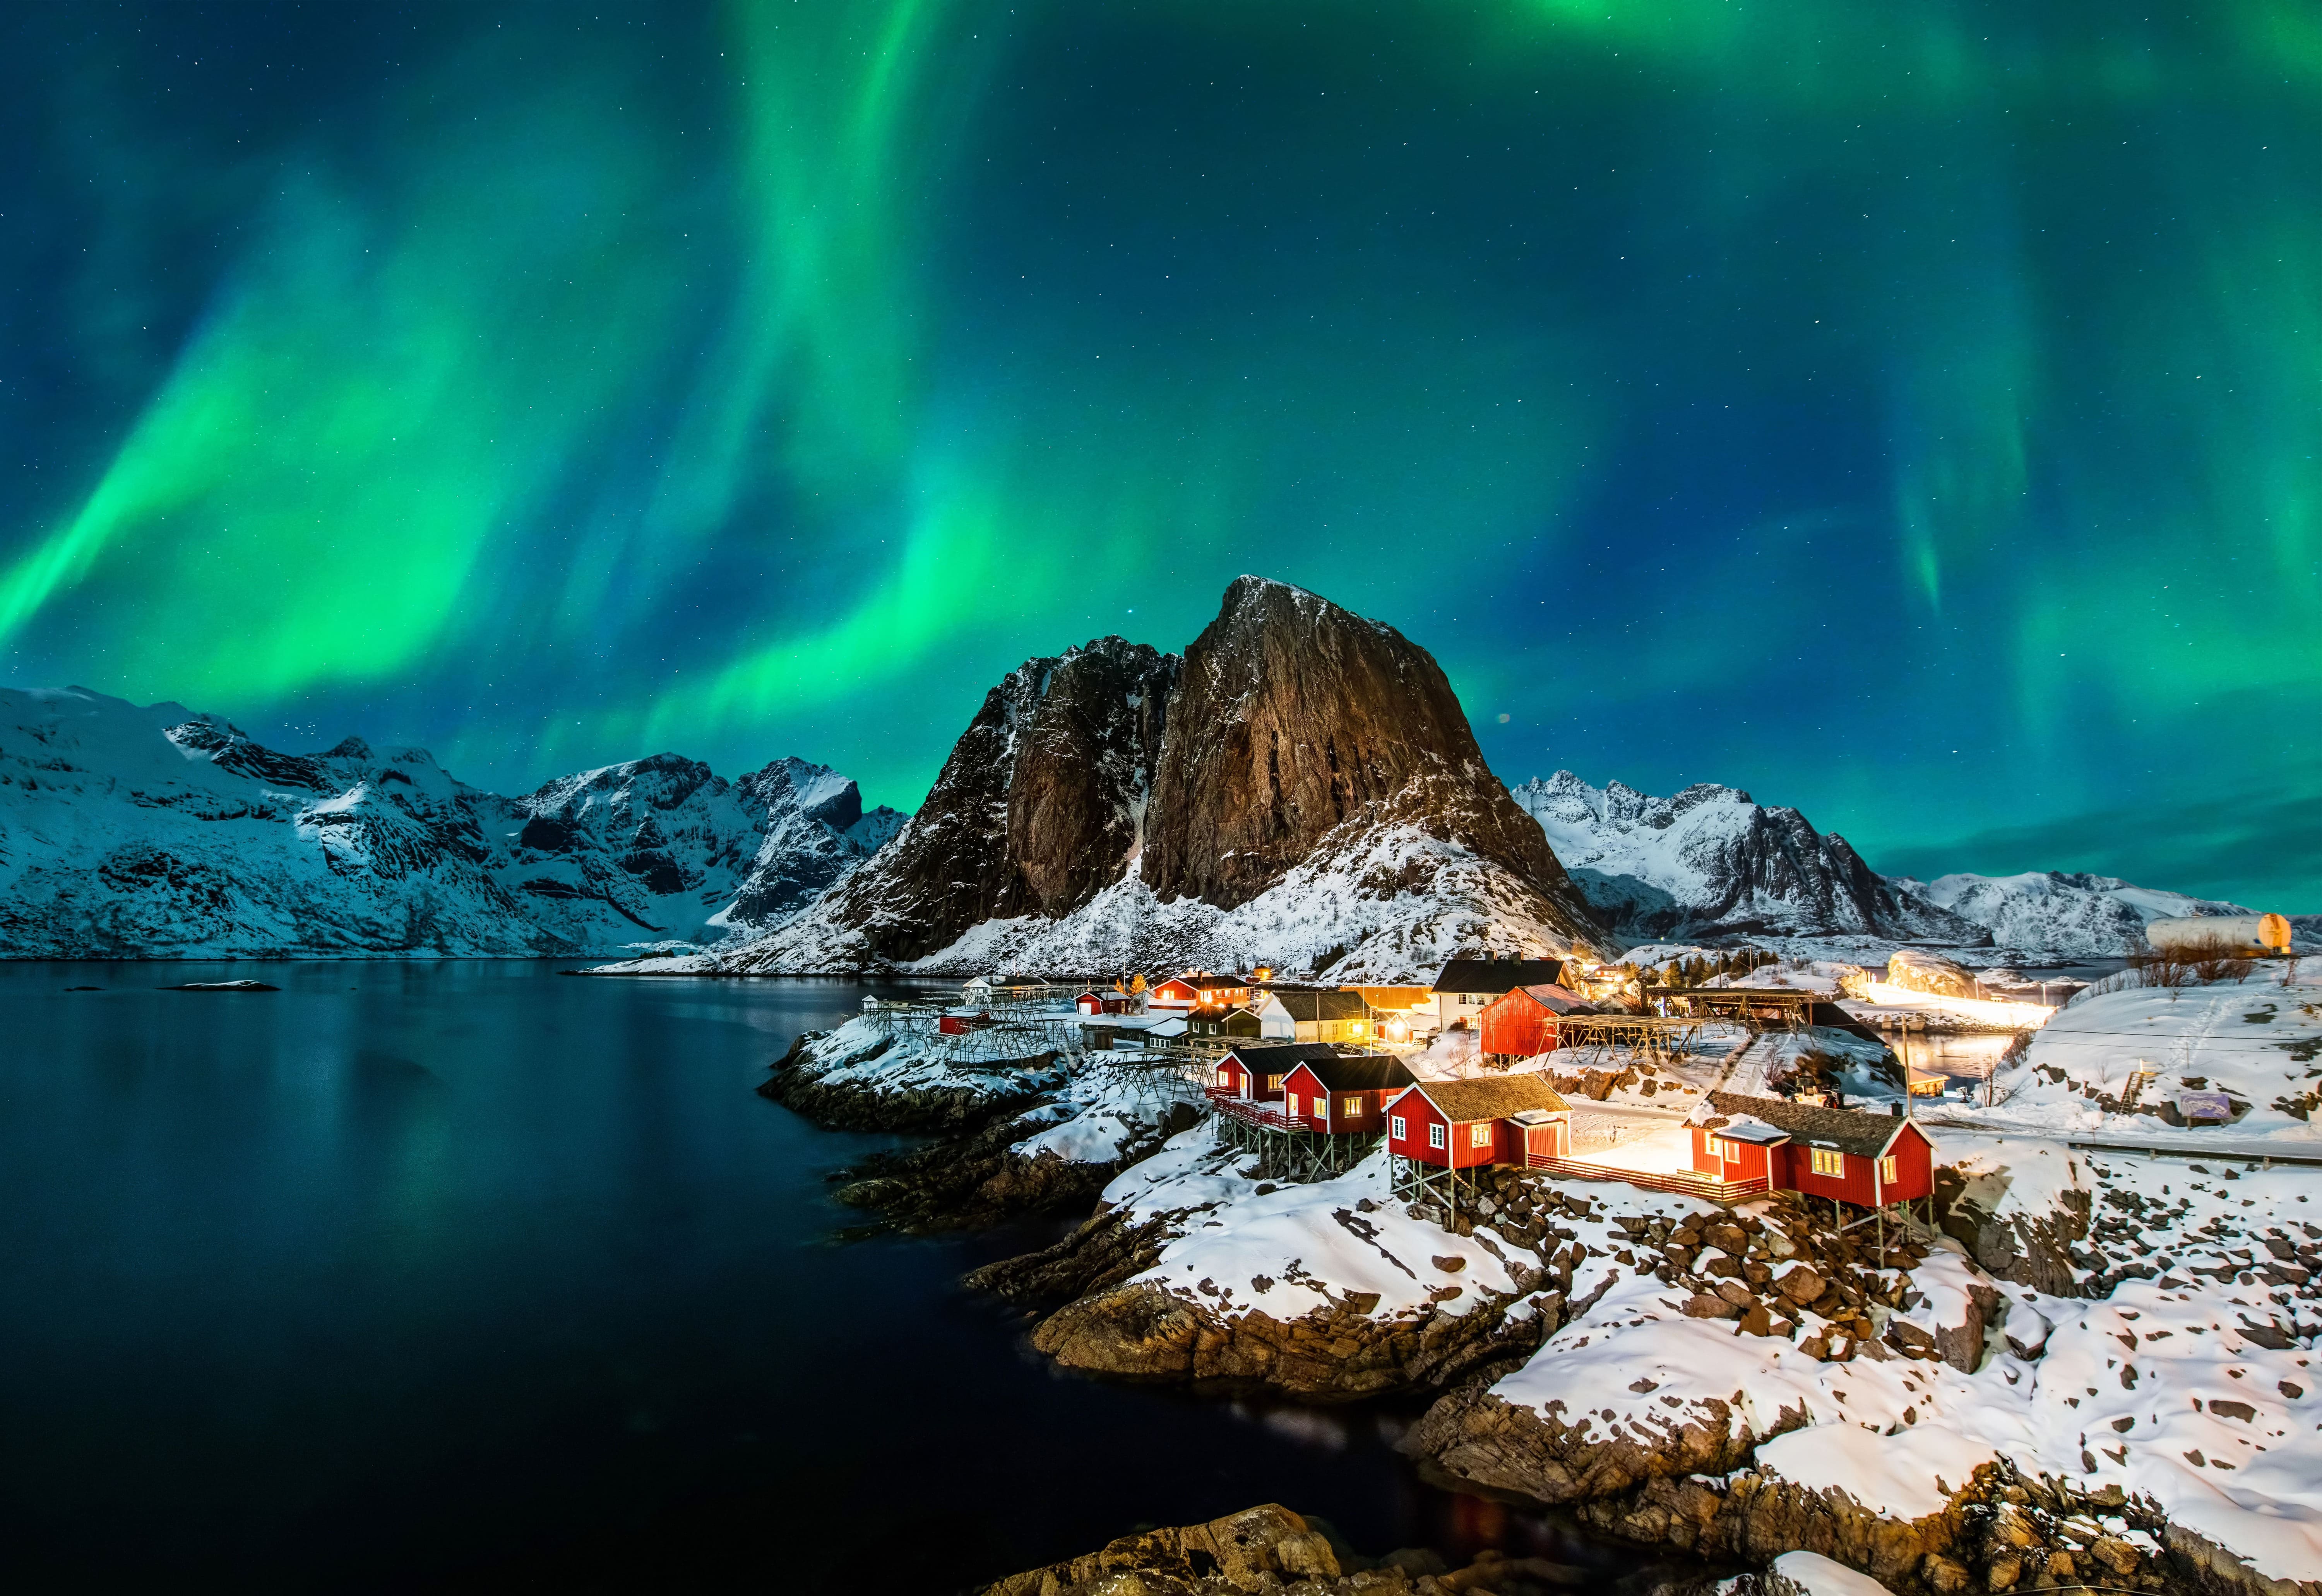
(790, 634, 1179, 963)
(1142, 579, 1590, 920)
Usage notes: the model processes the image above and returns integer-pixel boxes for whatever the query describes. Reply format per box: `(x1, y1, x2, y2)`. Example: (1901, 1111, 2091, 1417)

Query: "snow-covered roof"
(1710, 1115, 1790, 1146)
(1397, 1073, 1571, 1121)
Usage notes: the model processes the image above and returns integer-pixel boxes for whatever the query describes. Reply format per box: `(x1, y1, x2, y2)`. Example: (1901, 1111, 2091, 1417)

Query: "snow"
(1934, 961, 2322, 1147)
(0, 686, 898, 958)
(1763, 1550, 1900, 1596)
(1104, 1138, 1524, 1322)
(722, 812, 1601, 981)
(1755, 1424, 1998, 1522)
(1910, 871, 2252, 957)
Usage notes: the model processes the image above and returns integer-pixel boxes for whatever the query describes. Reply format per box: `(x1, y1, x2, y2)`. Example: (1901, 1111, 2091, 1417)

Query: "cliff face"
(729, 578, 1607, 977)
(1142, 577, 1591, 922)
(784, 637, 1177, 963)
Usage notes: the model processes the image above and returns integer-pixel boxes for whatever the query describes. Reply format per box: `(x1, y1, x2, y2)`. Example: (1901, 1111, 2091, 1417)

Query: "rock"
(1022, 1278, 1549, 1401)
(1714, 1280, 1757, 1308)
(1775, 1266, 1827, 1304)
(1887, 948, 1980, 999)
(1682, 1293, 1741, 1320)
(1140, 577, 1596, 931)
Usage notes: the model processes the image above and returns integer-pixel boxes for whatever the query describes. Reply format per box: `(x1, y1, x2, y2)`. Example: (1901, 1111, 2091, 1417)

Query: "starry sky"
(1, 2, 2316, 907)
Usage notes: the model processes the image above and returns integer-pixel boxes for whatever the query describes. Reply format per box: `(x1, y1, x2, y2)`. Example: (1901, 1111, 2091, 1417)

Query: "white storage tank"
(2144, 913, 2291, 955)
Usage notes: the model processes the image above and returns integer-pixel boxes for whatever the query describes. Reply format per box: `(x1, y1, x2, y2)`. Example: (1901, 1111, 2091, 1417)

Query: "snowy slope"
(0, 686, 899, 958)
(1897, 871, 2252, 957)
(716, 775, 1604, 982)
(1511, 771, 1980, 944)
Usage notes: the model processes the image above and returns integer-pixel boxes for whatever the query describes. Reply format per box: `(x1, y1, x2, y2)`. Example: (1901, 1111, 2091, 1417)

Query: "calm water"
(0, 961, 1658, 1593)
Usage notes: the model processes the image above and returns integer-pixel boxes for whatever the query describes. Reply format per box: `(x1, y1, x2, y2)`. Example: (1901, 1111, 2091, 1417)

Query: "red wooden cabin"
(1281, 1053, 1419, 1134)
(1385, 1074, 1573, 1170)
(1477, 983, 1594, 1060)
(1150, 972, 1255, 1012)
(1213, 1043, 1307, 1102)
(937, 1010, 995, 1036)
(1076, 991, 1105, 1015)
(1693, 1091, 1936, 1206)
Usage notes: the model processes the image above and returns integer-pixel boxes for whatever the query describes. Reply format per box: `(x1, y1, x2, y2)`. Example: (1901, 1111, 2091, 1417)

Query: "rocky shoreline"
(759, 1023, 2317, 1596)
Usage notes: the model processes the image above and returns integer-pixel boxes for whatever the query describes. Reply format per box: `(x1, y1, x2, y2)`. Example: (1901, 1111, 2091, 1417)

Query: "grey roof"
(1433, 957, 1570, 994)
(1704, 1091, 1918, 1158)
(1264, 989, 1370, 1022)
(1223, 1042, 1339, 1072)
(1398, 1073, 1572, 1121)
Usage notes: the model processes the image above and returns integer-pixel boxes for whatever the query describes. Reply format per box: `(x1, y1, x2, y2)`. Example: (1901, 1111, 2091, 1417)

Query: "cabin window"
(1390, 1115, 1407, 1140)
(1428, 1122, 1447, 1150)
(1216, 1067, 1231, 1088)
(1705, 1135, 1728, 1160)
(1344, 1096, 1362, 1116)
(1265, 1074, 1284, 1090)
(1880, 1155, 1899, 1184)
(1469, 1123, 1493, 1149)
(1809, 1147, 1844, 1178)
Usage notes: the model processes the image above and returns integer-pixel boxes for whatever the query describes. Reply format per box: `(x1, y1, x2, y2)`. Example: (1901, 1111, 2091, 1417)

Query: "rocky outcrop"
(1934, 1163, 2092, 1298)
(1512, 771, 1986, 946)
(755, 1030, 1061, 1134)
(977, 1503, 1604, 1596)
(1142, 578, 1594, 928)
(1886, 948, 1979, 999)
(827, 1103, 1201, 1233)
(736, 638, 1176, 966)
(1023, 1277, 1551, 1401)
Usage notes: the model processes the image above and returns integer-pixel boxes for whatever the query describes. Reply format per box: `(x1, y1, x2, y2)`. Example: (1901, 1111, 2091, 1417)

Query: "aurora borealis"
(2, 2, 2316, 905)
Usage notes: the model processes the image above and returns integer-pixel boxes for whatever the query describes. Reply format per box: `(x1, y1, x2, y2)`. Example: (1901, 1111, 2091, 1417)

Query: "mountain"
(1894, 871, 2250, 957)
(723, 577, 1608, 980)
(0, 686, 899, 957)
(1509, 771, 1985, 945)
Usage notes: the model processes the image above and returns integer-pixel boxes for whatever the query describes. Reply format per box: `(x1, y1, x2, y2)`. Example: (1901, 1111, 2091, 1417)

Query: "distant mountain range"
(0, 687, 898, 958)
(1510, 771, 2252, 958)
(1, 583, 2274, 966)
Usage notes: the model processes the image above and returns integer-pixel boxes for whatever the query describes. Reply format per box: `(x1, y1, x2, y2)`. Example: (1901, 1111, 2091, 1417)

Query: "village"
(854, 942, 2081, 1240)
(777, 914, 2322, 1594)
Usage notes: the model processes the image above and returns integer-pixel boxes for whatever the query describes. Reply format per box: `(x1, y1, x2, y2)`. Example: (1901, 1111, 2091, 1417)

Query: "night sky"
(1, 2, 2315, 906)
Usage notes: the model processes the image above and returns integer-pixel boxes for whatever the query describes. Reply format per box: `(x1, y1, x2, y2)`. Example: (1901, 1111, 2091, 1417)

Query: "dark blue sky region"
(0, 2, 2315, 906)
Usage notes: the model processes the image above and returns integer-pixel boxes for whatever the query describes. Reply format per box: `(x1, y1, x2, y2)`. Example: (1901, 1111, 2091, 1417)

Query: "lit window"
(1265, 1074, 1283, 1090)
(1880, 1155, 1899, 1184)
(1705, 1135, 1728, 1159)
(1810, 1147, 1844, 1178)
(1428, 1122, 1447, 1150)
(1286, 1094, 1302, 1117)
(1470, 1122, 1493, 1148)
(1344, 1097, 1362, 1116)
(1216, 1068, 1231, 1088)
(1390, 1115, 1407, 1140)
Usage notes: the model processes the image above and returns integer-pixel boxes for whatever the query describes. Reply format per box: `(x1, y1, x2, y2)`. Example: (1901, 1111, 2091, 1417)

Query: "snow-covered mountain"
(1510, 771, 1982, 945)
(706, 578, 1610, 981)
(0, 686, 900, 957)
(1894, 870, 2249, 957)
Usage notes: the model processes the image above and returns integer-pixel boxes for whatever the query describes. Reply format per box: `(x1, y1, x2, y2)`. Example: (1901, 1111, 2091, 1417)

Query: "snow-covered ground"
(1934, 957, 2322, 1148)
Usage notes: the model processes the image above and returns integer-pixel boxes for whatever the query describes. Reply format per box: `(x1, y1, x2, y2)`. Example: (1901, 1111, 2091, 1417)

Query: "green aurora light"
(0, 0, 2316, 904)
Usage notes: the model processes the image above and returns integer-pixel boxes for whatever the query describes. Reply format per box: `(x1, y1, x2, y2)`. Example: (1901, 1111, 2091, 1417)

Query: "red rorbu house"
(1477, 983, 1596, 1064)
(1207, 1045, 1419, 1173)
(1149, 972, 1255, 1013)
(1075, 990, 1138, 1016)
(937, 1010, 996, 1036)
(1690, 1091, 1937, 1220)
(1384, 1074, 1573, 1204)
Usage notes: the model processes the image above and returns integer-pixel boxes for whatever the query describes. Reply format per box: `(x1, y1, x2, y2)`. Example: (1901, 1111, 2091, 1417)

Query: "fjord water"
(0, 962, 1643, 1592)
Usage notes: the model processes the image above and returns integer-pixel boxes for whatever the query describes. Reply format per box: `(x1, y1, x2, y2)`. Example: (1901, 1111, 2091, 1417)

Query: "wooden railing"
(1522, 1154, 1769, 1202)
(1206, 1090, 1310, 1133)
